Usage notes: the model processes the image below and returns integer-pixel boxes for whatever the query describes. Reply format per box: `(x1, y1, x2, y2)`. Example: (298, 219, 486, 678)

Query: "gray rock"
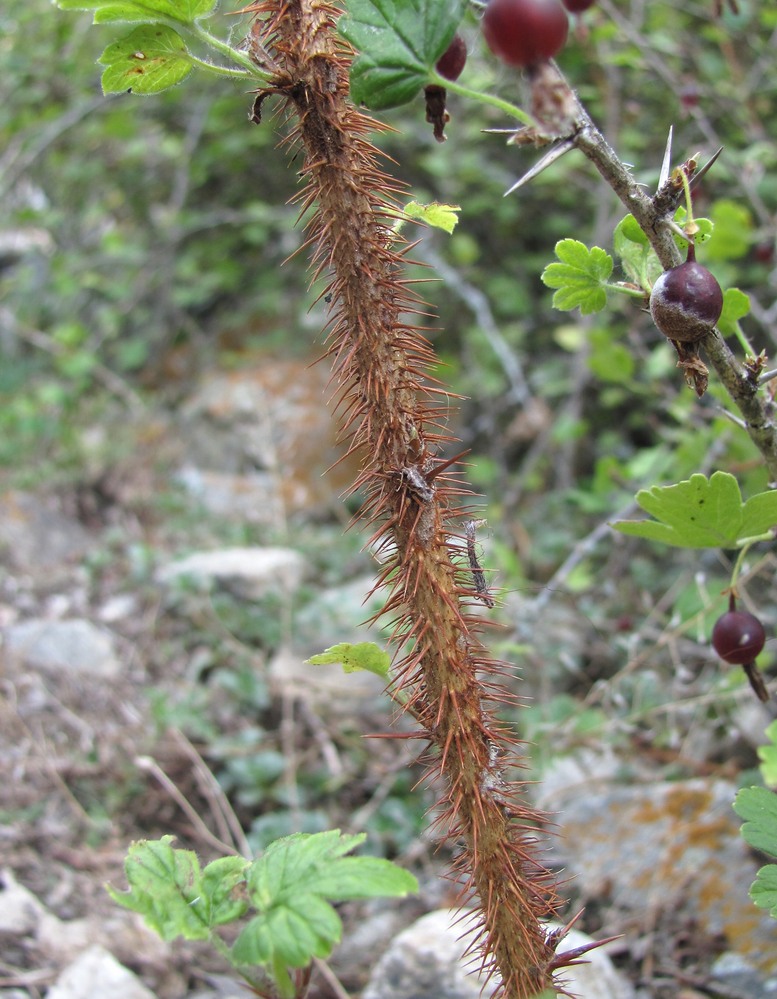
(0, 490, 91, 576)
(156, 546, 305, 600)
(175, 466, 283, 526)
(4, 618, 121, 677)
(46, 944, 156, 999)
(539, 765, 777, 979)
(363, 909, 633, 999)
(710, 952, 777, 998)
(0, 870, 45, 935)
(176, 361, 359, 519)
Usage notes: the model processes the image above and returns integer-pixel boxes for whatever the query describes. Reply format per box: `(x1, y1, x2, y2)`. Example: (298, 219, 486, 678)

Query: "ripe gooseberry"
(712, 606, 766, 666)
(649, 243, 723, 343)
(562, 0, 596, 11)
(482, 0, 569, 69)
(436, 33, 467, 82)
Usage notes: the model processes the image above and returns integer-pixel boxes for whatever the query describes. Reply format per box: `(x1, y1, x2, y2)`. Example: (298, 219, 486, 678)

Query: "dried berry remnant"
(436, 33, 467, 82)
(712, 607, 766, 666)
(482, 0, 569, 69)
(649, 244, 723, 343)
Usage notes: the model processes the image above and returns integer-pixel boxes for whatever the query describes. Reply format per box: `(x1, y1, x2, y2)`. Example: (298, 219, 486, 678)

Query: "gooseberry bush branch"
(52, 0, 776, 994)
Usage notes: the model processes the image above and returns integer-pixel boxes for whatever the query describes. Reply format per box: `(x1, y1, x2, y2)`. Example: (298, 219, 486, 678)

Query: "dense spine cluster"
(245, 1, 575, 994)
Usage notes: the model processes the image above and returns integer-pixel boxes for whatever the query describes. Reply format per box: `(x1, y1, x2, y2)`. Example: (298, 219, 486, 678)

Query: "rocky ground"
(1, 355, 776, 999)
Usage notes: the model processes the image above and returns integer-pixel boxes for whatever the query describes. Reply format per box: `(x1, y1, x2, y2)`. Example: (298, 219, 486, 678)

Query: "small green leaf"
(740, 488, 777, 538)
(232, 831, 417, 983)
(750, 864, 777, 918)
(541, 239, 613, 315)
(307, 855, 419, 899)
(233, 897, 341, 969)
(56, 0, 217, 24)
(403, 201, 460, 234)
(610, 471, 777, 549)
(338, 0, 467, 109)
(717, 287, 751, 337)
(201, 855, 250, 927)
(705, 198, 753, 262)
(734, 787, 777, 859)
(614, 214, 648, 247)
(106, 836, 210, 940)
(588, 326, 635, 383)
(613, 215, 660, 291)
(758, 720, 777, 787)
(99, 25, 193, 94)
(306, 642, 390, 678)
(672, 208, 713, 248)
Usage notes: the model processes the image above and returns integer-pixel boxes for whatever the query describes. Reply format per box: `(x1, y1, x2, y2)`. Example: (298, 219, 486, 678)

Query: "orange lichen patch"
(556, 779, 776, 975)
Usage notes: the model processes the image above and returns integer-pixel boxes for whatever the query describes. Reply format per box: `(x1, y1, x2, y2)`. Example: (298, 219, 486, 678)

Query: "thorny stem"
(245, 1, 576, 996)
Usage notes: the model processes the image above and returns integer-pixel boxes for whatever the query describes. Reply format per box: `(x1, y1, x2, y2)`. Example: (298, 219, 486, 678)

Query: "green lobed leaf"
(248, 830, 367, 905)
(235, 894, 342, 968)
(250, 829, 418, 904)
(56, 0, 217, 24)
(734, 787, 777, 859)
(750, 864, 777, 918)
(99, 25, 193, 94)
(305, 855, 419, 899)
(717, 287, 751, 337)
(611, 471, 777, 549)
(541, 239, 613, 315)
(338, 0, 467, 109)
(306, 641, 391, 678)
(106, 836, 211, 940)
(232, 831, 417, 978)
(403, 201, 461, 234)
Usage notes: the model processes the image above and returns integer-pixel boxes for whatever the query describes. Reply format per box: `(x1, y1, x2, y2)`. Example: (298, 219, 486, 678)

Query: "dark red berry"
(482, 0, 569, 69)
(436, 33, 467, 82)
(753, 240, 775, 265)
(649, 245, 723, 343)
(712, 609, 766, 666)
(679, 83, 700, 112)
(562, 0, 596, 11)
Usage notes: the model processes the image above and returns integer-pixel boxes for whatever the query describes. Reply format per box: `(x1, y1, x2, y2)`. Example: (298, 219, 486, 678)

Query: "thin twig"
(416, 237, 532, 407)
(135, 755, 242, 857)
(170, 728, 252, 858)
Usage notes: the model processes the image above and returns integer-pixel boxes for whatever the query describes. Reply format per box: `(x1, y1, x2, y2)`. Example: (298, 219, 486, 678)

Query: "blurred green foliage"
(2, 0, 776, 847)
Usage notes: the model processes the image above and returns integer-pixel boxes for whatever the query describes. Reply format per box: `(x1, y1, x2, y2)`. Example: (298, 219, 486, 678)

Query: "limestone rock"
(46, 944, 156, 999)
(362, 908, 634, 999)
(156, 546, 305, 600)
(4, 618, 121, 678)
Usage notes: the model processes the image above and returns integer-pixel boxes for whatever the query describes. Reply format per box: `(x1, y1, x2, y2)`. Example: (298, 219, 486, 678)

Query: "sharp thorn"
(689, 145, 724, 190)
(504, 139, 576, 196)
(657, 125, 673, 191)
